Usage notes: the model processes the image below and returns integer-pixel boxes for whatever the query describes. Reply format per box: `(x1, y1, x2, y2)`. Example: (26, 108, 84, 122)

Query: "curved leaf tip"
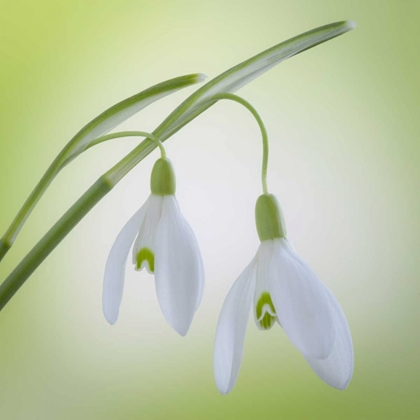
(194, 73, 208, 83)
(155, 20, 357, 140)
(344, 20, 357, 30)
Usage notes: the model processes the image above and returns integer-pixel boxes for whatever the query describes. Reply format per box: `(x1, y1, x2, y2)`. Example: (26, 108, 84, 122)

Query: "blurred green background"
(1, 1, 419, 419)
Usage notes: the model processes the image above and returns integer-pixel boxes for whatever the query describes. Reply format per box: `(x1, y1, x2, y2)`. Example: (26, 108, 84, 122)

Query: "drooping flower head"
(103, 156, 204, 336)
(214, 193, 354, 393)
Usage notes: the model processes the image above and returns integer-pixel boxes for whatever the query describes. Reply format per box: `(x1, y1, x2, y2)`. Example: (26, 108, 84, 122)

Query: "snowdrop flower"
(214, 193, 354, 393)
(103, 156, 204, 336)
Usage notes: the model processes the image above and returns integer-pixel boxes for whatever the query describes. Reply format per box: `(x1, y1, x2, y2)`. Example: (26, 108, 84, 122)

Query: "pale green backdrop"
(0, 1, 419, 419)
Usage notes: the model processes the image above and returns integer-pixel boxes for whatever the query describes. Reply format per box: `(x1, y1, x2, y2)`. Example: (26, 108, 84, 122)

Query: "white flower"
(214, 194, 353, 394)
(102, 158, 204, 336)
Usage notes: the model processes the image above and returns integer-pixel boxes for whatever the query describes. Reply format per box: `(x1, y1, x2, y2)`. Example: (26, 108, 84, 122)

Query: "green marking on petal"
(260, 312, 275, 330)
(136, 248, 155, 273)
(256, 292, 277, 330)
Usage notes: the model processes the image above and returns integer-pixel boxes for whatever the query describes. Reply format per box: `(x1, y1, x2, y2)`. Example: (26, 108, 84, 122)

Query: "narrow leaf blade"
(61, 73, 207, 163)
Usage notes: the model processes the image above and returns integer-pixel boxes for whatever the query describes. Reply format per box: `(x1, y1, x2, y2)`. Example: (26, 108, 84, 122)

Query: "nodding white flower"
(103, 158, 204, 336)
(214, 194, 354, 394)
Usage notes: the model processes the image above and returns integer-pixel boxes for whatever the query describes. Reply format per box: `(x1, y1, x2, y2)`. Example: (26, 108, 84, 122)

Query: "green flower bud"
(255, 194, 286, 241)
(150, 158, 176, 195)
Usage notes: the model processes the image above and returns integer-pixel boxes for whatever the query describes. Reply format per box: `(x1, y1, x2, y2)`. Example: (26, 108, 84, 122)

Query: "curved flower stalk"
(103, 151, 204, 336)
(214, 194, 354, 393)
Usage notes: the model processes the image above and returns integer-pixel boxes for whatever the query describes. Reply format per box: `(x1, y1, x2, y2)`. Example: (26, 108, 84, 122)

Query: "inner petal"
(136, 247, 155, 273)
(132, 195, 163, 273)
(255, 292, 277, 330)
(253, 241, 277, 331)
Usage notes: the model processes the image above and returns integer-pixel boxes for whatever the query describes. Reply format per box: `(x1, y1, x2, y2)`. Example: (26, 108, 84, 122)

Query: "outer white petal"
(304, 289, 354, 390)
(132, 194, 164, 272)
(154, 195, 205, 336)
(214, 258, 257, 395)
(102, 198, 149, 325)
(269, 238, 335, 359)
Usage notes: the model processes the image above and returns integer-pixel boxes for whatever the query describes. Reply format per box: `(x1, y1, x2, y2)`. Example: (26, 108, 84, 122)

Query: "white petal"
(154, 195, 205, 336)
(132, 194, 164, 272)
(304, 289, 354, 389)
(214, 258, 257, 395)
(269, 239, 335, 359)
(102, 199, 149, 325)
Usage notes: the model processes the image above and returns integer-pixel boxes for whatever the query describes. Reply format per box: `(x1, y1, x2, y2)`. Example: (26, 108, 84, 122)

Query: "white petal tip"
(103, 310, 118, 325)
(214, 377, 231, 395)
(217, 382, 234, 395)
(339, 375, 353, 390)
(332, 380, 351, 391)
(172, 323, 190, 337)
(175, 329, 188, 337)
(166, 316, 191, 336)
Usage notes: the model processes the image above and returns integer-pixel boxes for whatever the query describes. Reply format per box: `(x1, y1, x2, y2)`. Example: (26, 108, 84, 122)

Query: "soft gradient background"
(1, 1, 419, 419)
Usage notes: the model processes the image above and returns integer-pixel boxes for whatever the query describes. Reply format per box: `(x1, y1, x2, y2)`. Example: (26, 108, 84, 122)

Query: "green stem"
(0, 155, 64, 263)
(212, 93, 269, 195)
(0, 177, 112, 311)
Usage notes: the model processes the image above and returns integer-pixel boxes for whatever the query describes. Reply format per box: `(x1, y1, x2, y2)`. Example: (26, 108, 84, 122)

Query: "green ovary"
(136, 248, 155, 273)
(256, 292, 277, 330)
